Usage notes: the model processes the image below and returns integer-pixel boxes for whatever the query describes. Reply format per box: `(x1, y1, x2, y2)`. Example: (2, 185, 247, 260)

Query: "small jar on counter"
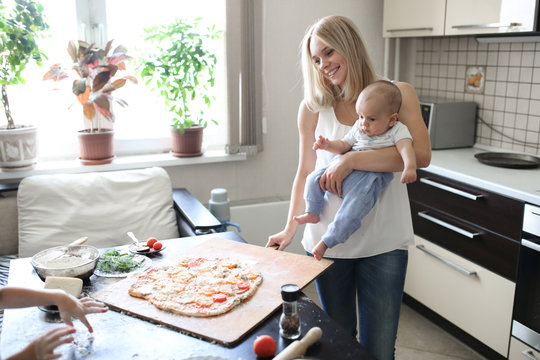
(279, 284, 301, 339)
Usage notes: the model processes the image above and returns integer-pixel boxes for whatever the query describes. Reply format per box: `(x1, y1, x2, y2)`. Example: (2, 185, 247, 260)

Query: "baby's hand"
(313, 136, 329, 151)
(400, 168, 417, 184)
(312, 240, 328, 261)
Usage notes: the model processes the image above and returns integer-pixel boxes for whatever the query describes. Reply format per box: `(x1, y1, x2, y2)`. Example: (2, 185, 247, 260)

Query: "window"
(5, 0, 261, 160)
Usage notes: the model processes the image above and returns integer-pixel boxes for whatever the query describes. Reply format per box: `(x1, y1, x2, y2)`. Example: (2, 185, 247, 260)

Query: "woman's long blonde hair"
(301, 16, 377, 112)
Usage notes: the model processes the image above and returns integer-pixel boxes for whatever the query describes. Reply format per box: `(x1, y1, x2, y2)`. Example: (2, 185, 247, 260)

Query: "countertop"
(1, 232, 374, 360)
(424, 145, 540, 206)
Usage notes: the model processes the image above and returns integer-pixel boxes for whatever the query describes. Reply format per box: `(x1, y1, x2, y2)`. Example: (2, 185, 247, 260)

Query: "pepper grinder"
(280, 284, 301, 339)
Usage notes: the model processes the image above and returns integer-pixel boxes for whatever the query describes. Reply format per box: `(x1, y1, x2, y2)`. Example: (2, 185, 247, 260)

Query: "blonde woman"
(267, 16, 430, 360)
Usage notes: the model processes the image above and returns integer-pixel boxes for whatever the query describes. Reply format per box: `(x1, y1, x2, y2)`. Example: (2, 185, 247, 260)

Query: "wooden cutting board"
(91, 237, 332, 346)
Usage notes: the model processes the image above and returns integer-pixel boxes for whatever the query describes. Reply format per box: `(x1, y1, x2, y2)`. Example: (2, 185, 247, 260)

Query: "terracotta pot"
(78, 129, 114, 165)
(0, 125, 38, 170)
(171, 126, 203, 157)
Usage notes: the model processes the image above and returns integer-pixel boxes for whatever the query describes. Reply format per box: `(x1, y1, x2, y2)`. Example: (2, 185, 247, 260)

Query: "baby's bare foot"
(293, 212, 320, 224)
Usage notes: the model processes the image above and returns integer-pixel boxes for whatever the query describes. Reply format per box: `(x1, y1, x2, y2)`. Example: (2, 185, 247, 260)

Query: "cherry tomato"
(146, 238, 158, 247)
(152, 241, 163, 250)
(237, 281, 250, 290)
(213, 293, 227, 303)
(253, 335, 276, 357)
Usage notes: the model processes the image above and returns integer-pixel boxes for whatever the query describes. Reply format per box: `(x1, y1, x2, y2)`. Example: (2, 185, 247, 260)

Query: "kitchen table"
(0, 231, 375, 359)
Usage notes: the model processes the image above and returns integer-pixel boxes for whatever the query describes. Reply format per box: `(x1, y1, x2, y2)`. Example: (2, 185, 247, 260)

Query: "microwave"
(419, 99, 477, 149)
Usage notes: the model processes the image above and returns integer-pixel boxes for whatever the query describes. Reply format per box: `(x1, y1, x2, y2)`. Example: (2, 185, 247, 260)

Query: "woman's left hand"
(319, 153, 353, 196)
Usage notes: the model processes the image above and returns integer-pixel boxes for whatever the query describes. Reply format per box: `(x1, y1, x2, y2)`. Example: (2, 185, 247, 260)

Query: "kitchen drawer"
(410, 201, 519, 281)
(407, 170, 524, 240)
(405, 236, 515, 357)
(509, 336, 540, 360)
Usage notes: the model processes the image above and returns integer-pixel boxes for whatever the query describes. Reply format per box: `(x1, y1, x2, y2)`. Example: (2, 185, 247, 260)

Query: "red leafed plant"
(43, 39, 137, 132)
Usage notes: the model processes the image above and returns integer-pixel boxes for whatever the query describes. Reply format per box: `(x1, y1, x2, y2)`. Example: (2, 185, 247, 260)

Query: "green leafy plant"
(0, 0, 48, 129)
(139, 18, 221, 134)
(43, 40, 137, 132)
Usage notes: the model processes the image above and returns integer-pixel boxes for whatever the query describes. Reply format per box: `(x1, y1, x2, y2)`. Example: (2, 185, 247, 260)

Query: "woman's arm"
(267, 100, 318, 250)
(320, 82, 431, 196)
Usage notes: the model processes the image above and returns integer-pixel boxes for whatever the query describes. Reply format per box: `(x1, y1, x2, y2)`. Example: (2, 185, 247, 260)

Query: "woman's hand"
(318, 153, 353, 196)
(267, 230, 294, 251)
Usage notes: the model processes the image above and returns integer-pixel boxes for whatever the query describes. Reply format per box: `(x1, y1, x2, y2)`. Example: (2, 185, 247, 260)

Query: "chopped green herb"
(97, 249, 142, 273)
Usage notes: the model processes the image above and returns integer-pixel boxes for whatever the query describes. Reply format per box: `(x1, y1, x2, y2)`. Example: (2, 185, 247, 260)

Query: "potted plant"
(139, 18, 221, 157)
(43, 39, 137, 164)
(0, 0, 48, 169)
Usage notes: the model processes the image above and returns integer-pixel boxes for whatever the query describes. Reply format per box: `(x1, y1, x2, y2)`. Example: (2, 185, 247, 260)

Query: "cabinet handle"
(386, 27, 434, 32)
(522, 239, 540, 253)
(452, 22, 522, 29)
(420, 178, 483, 200)
(521, 350, 538, 360)
(416, 245, 477, 276)
(418, 211, 480, 239)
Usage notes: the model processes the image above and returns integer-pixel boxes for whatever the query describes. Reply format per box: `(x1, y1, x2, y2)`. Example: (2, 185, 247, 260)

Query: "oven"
(512, 203, 540, 352)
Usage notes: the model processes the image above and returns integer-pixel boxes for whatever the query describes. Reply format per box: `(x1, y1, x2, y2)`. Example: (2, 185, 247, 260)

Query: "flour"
(43, 256, 88, 269)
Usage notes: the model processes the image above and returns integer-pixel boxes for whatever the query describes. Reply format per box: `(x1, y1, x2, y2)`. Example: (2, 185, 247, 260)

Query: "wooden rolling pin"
(273, 327, 323, 360)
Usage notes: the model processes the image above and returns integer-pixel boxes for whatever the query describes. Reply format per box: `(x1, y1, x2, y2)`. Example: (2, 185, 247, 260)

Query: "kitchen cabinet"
(405, 169, 523, 357)
(508, 336, 540, 360)
(445, 0, 538, 36)
(405, 236, 515, 356)
(383, 0, 446, 38)
(384, 0, 538, 38)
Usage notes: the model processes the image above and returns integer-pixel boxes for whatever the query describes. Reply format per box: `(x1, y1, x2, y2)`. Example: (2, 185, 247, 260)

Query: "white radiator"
(230, 201, 306, 255)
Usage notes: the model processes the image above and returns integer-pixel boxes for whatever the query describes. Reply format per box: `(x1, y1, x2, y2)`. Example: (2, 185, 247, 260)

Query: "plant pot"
(171, 126, 203, 157)
(0, 125, 38, 170)
(78, 129, 114, 165)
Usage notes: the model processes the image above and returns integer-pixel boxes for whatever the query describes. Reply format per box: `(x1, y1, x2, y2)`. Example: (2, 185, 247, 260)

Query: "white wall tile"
(414, 35, 539, 155)
(508, 67, 520, 82)
(509, 52, 522, 67)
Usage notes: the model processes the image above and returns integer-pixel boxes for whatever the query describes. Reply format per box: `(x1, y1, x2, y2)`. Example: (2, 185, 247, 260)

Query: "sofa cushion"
(18, 167, 179, 257)
(0, 192, 18, 256)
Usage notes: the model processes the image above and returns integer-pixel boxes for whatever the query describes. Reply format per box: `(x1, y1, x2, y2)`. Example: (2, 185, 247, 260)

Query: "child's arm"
(395, 138, 417, 183)
(6, 326, 76, 360)
(0, 287, 107, 332)
(313, 135, 352, 154)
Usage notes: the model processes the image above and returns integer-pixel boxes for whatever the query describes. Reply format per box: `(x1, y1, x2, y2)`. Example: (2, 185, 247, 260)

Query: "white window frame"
(75, 0, 262, 157)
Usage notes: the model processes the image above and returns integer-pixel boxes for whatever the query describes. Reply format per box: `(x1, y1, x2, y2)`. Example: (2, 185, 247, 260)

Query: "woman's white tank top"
(301, 107, 414, 258)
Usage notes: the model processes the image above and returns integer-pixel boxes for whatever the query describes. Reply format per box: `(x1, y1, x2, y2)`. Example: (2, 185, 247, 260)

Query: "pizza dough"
(128, 257, 263, 317)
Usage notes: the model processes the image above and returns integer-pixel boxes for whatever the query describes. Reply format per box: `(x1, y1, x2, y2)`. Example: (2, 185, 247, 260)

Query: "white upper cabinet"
(384, 0, 538, 38)
(383, 0, 446, 38)
(445, 0, 538, 35)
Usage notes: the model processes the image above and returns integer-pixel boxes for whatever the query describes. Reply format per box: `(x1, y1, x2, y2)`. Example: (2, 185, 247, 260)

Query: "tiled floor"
(303, 282, 486, 360)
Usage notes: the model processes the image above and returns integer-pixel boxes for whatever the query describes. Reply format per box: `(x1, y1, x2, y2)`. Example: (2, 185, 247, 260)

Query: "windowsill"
(0, 150, 247, 182)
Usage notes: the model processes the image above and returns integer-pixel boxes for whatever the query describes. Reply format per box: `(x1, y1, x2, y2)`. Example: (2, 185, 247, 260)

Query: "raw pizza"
(128, 257, 263, 317)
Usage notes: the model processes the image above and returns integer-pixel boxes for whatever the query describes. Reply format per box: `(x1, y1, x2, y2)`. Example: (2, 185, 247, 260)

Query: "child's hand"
(313, 136, 329, 150)
(29, 326, 76, 360)
(400, 168, 417, 184)
(55, 293, 107, 333)
(312, 240, 328, 261)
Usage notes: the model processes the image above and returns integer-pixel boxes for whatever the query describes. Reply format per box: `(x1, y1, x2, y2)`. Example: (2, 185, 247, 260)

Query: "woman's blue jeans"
(312, 249, 408, 360)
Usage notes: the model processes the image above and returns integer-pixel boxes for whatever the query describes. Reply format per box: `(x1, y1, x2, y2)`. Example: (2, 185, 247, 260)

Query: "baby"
(294, 80, 417, 260)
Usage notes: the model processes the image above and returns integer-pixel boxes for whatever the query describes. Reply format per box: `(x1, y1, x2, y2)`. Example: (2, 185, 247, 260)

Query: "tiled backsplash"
(414, 36, 540, 155)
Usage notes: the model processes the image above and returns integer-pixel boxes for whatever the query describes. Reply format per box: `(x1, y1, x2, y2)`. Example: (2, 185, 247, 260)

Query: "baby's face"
(355, 95, 396, 136)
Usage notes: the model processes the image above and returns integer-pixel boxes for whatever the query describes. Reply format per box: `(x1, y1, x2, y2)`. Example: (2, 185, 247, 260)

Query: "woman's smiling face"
(309, 35, 348, 87)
